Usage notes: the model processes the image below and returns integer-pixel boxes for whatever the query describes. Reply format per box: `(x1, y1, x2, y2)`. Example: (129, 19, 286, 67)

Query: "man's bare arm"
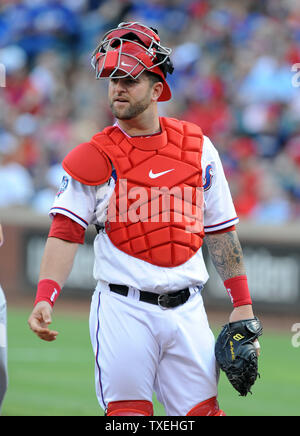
(204, 230, 246, 281)
(28, 237, 79, 341)
(205, 230, 254, 323)
(39, 237, 79, 286)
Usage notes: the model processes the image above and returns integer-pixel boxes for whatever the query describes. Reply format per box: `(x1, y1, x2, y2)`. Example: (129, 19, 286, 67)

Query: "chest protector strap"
(90, 117, 204, 267)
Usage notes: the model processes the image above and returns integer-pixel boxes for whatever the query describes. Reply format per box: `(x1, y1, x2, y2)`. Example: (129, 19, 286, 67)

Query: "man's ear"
(151, 81, 164, 102)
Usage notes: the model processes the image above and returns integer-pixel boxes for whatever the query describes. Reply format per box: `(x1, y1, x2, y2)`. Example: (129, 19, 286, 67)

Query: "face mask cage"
(91, 22, 173, 80)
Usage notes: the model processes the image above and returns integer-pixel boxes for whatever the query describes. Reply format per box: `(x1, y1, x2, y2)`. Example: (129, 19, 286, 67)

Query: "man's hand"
(229, 304, 260, 356)
(215, 317, 263, 396)
(28, 301, 59, 342)
(229, 304, 254, 322)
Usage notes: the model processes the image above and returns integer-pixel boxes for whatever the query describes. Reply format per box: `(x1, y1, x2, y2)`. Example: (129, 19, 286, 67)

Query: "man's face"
(108, 74, 154, 120)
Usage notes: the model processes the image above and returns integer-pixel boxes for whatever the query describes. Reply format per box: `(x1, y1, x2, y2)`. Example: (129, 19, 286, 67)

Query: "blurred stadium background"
(0, 0, 299, 416)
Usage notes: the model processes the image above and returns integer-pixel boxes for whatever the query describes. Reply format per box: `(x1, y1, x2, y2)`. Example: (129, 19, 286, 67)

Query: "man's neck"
(116, 111, 161, 137)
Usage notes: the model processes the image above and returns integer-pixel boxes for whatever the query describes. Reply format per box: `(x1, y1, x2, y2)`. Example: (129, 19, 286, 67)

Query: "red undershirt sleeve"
(48, 213, 86, 244)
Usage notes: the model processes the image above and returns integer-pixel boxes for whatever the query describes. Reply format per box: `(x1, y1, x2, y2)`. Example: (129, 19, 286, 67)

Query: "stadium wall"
(0, 207, 299, 314)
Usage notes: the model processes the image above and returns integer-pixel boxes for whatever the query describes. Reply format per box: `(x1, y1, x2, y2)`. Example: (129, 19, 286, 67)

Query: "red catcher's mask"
(91, 22, 173, 102)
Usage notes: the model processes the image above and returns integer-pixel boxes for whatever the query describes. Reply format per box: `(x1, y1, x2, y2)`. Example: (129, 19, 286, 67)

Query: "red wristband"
(34, 279, 61, 307)
(224, 275, 252, 308)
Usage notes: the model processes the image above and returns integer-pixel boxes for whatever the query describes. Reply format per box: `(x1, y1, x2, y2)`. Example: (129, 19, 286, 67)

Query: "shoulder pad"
(62, 142, 112, 186)
(162, 116, 203, 136)
(180, 119, 203, 136)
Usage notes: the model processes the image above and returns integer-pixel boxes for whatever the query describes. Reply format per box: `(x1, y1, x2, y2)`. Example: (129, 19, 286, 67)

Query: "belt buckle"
(158, 294, 169, 310)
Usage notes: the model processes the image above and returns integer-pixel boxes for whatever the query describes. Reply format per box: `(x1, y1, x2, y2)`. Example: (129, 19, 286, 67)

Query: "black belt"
(109, 284, 190, 309)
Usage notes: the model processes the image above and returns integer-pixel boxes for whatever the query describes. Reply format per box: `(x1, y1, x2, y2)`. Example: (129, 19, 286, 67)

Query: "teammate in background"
(28, 22, 260, 416)
(0, 223, 8, 414)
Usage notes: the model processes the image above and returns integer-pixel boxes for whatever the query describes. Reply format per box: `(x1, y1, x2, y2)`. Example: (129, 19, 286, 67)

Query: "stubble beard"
(110, 95, 151, 120)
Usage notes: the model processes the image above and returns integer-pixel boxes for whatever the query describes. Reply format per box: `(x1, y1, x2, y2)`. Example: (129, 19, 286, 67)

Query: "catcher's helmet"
(91, 22, 174, 101)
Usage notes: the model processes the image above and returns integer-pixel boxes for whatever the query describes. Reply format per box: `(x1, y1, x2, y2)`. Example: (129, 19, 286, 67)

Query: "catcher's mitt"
(215, 317, 263, 396)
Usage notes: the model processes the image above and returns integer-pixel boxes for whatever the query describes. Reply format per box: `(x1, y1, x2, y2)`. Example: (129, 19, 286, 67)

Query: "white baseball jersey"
(50, 134, 238, 294)
(49, 130, 238, 415)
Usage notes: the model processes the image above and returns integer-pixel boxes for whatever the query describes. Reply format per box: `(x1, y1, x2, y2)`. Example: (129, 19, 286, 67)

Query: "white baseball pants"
(89, 282, 219, 416)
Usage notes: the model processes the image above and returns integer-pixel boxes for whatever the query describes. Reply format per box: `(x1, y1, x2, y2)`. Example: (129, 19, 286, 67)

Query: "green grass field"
(2, 308, 300, 416)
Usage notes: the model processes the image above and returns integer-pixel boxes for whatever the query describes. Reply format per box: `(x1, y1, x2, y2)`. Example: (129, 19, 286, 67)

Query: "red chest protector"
(63, 117, 204, 267)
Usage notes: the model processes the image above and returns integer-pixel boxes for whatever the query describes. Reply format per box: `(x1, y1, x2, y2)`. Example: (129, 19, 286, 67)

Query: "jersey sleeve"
(202, 136, 239, 233)
(48, 214, 86, 243)
(49, 173, 97, 229)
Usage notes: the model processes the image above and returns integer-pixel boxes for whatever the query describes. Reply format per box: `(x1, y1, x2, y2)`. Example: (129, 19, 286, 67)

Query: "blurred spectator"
(0, 132, 34, 207)
(0, 0, 299, 222)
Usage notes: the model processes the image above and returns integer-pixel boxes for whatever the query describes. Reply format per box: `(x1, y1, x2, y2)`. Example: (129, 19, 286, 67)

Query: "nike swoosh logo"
(149, 169, 175, 179)
(121, 61, 132, 67)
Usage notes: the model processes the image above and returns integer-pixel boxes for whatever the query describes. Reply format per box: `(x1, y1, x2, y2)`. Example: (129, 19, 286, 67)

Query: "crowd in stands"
(0, 0, 300, 223)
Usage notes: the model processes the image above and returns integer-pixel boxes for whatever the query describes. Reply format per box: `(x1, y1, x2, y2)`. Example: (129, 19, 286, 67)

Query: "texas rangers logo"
(56, 175, 69, 198)
(203, 164, 214, 191)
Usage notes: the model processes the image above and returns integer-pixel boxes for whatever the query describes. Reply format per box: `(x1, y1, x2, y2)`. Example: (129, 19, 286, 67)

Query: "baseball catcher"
(215, 317, 263, 396)
(28, 21, 262, 416)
